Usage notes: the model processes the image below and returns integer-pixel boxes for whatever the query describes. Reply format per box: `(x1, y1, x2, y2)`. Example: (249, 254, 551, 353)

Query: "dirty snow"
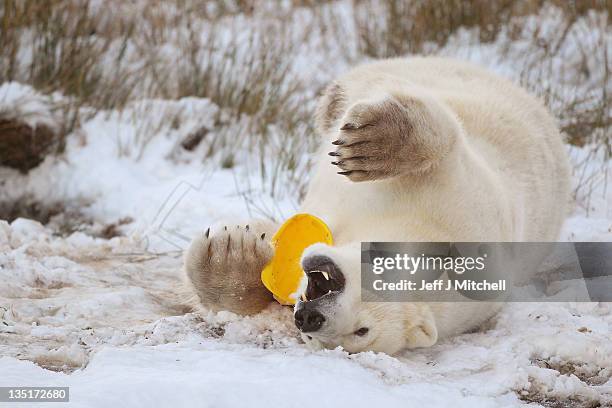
(1, 201, 611, 407)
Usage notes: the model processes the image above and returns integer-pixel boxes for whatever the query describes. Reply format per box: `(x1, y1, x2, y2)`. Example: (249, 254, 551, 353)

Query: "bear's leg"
(184, 220, 278, 315)
(329, 93, 460, 182)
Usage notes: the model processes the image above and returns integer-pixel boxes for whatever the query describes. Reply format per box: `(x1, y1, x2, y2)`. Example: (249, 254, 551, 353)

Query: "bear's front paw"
(330, 96, 449, 181)
(184, 225, 274, 315)
(328, 98, 409, 182)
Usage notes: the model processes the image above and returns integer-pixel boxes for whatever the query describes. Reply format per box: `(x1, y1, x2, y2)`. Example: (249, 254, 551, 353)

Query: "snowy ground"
(1, 138, 611, 407)
(1, 3, 611, 407)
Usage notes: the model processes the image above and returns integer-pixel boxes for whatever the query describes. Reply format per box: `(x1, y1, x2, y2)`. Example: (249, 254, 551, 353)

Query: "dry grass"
(354, 0, 525, 57)
(0, 0, 136, 109)
(353, 0, 611, 57)
(351, 0, 610, 144)
(0, 0, 317, 204)
(0, 0, 609, 206)
(349, 0, 610, 202)
(130, 4, 315, 201)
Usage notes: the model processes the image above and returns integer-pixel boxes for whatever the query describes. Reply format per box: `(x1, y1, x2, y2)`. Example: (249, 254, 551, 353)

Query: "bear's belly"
(300, 155, 515, 244)
(300, 170, 478, 245)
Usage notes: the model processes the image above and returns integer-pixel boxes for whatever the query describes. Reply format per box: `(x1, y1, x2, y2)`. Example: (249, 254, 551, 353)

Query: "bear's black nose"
(294, 308, 325, 332)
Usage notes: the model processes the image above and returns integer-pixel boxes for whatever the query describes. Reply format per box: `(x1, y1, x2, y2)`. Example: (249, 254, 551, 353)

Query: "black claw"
(246, 225, 250, 231)
(338, 171, 352, 176)
(331, 161, 343, 166)
(205, 227, 210, 238)
(261, 233, 266, 240)
(340, 123, 358, 130)
(328, 151, 340, 157)
(332, 139, 345, 145)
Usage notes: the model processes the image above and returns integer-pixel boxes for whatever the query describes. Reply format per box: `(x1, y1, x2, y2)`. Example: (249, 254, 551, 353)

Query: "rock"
(0, 118, 59, 172)
(0, 82, 64, 173)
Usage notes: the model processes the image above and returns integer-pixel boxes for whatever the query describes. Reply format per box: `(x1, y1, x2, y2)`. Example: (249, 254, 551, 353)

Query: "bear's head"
(294, 243, 438, 355)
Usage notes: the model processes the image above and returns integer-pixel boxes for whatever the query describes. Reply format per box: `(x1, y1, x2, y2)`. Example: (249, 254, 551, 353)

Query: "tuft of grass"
(353, 0, 611, 58)
(353, 0, 528, 58)
(0, 0, 136, 110)
(162, 14, 315, 201)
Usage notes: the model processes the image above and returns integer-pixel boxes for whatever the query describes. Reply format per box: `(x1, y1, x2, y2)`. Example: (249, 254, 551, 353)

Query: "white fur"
(295, 57, 571, 354)
(185, 57, 571, 355)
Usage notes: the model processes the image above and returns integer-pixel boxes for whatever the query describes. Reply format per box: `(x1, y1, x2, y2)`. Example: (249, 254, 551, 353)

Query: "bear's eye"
(354, 327, 369, 336)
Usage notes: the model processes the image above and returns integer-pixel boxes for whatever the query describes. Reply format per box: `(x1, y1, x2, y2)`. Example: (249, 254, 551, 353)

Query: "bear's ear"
(314, 82, 346, 135)
(404, 305, 438, 348)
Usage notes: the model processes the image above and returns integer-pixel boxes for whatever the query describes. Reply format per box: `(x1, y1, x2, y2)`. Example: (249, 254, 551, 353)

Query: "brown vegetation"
(0, 0, 609, 204)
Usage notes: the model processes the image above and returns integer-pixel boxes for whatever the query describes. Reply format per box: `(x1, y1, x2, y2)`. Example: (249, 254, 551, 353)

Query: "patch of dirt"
(31, 356, 83, 374)
(180, 125, 209, 151)
(48, 210, 133, 239)
(532, 358, 611, 386)
(518, 379, 609, 408)
(517, 357, 612, 407)
(0, 118, 63, 173)
(0, 194, 133, 238)
(518, 391, 602, 408)
(197, 321, 226, 339)
(0, 195, 68, 225)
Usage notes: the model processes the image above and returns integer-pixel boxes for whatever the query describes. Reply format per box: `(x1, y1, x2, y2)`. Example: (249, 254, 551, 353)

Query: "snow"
(1, 3, 611, 408)
(0, 346, 509, 408)
(1, 153, 610, 407)
(0, 82, 61, 131)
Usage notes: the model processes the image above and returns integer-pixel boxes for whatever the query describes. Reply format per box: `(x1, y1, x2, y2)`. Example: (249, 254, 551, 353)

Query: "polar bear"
(184, 57, 571, 355)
